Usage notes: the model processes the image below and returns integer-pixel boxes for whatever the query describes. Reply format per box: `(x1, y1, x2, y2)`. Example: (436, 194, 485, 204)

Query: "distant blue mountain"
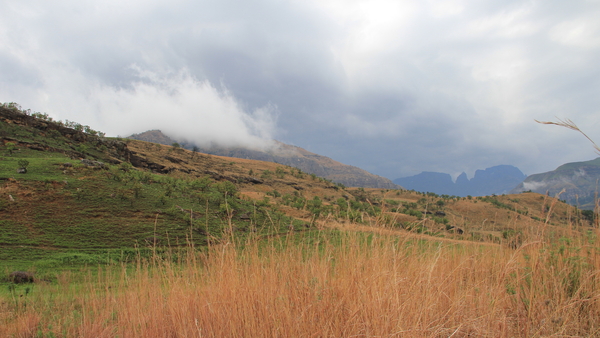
(393, 165, 526, 197)
(393, 172, 456, 195)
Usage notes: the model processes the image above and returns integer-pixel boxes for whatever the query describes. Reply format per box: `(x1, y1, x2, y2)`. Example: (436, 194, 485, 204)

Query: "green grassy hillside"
(0, 105, 307, 273)
(1, 103, 594, 276)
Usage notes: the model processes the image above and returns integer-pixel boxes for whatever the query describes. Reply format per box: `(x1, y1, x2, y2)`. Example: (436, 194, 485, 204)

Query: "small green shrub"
(261, 170, 273, 180)
(276, 167, 286, 178)
(267, 190, 281, 198)
(17, 159, 29, 168)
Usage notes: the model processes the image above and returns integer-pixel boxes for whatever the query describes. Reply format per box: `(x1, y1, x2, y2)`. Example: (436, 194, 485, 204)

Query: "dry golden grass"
(2, 228, 600, 338)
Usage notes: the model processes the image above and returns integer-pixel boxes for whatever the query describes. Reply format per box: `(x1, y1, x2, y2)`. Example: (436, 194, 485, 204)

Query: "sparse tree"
(276, 167, 286, 179)
(5, 142, 16, 155)
(170, 142, 183, 153)
(17, 159, 29, 174)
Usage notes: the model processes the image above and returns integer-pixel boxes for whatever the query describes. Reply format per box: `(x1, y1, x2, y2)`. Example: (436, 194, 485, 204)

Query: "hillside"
(0, 104, 593, 268)
(394, 165, 526, 197)
(510, 157, 600, 210)
(128, 130, 400, 189)
(1, 104, 599, 338)
(0, 105, 343, 257)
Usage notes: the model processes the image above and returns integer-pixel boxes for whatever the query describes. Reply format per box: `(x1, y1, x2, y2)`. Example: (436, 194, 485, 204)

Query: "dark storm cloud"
(1, 0, 599, 180)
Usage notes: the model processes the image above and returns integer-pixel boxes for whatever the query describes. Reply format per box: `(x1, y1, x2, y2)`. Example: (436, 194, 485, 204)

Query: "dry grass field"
(2, 225, 599, 337)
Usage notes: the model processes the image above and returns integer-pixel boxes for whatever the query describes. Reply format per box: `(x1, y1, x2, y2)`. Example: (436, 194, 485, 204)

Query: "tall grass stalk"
(1, 230, 600, 337)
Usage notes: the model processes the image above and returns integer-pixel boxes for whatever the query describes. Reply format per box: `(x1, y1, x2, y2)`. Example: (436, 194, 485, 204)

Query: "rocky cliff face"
(128, 130, 401, 189)
(510, 158, 600, 210)
(394, 165, 526, 197)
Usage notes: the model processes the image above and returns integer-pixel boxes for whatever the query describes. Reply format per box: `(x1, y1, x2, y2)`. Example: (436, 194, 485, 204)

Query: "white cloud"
(428, 0, 465, 18)
(1, 64, 278, 149)
(91, 68, 279, 149)
(550, 18, 600, 49)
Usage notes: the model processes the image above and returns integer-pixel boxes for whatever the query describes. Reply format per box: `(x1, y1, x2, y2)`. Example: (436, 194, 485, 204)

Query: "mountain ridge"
(128, 130, 401, 189)
(510, 157, 600, 210)
(394, 165, 527, 197)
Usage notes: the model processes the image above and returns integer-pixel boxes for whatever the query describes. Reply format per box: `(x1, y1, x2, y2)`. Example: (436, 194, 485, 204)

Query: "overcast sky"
(1, 0, 599, 180)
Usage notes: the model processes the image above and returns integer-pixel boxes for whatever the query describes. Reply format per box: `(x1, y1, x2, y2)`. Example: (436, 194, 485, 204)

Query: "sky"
(1, 0, 599, 181)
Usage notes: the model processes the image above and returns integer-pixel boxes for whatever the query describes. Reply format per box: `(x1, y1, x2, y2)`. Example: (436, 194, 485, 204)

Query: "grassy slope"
(129, 130, 401, 189)
(0, 112, 310, 272)
(0, 106, 593, 273)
